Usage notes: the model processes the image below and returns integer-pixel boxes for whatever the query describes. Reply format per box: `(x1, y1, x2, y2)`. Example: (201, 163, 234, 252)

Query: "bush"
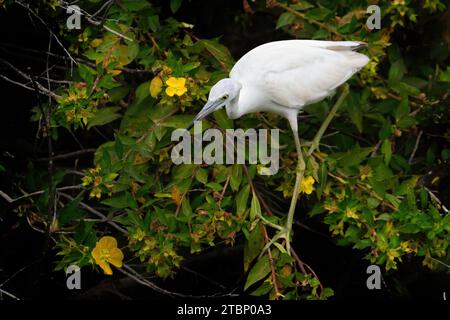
(1, 0, 449, 300)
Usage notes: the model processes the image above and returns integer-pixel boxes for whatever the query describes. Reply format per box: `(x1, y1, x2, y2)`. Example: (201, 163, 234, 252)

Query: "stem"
(307, 84, 349, 157)
(284, 130, 306, 254)
(285, 84, 349, 254)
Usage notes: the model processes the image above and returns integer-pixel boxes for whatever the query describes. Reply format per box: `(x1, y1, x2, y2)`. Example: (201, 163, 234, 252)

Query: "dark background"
(0, 0, 449, 300)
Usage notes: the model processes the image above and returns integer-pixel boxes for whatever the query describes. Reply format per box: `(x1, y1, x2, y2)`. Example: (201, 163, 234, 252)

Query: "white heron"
(187, 40, 369, 254)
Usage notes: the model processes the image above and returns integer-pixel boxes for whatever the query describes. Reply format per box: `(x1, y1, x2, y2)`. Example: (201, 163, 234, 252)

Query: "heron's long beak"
(186, 99, 223, 130)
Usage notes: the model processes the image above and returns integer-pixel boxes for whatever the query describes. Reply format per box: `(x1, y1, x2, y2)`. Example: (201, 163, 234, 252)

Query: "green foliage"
(7, 0, 449, 300)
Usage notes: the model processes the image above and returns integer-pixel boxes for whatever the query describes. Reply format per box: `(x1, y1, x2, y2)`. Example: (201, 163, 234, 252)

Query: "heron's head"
(186, 78, 241, 130)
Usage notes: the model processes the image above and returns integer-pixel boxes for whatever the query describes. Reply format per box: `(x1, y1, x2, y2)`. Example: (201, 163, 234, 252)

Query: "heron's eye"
(222, 95, 229, 100)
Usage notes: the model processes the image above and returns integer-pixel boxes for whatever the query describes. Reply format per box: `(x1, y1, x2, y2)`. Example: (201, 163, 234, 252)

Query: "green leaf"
(250, 191, 261, 221)
(438, 66, 450, 82)
(338, 16, 357, 34)
(213, 109, 233, 129)
(398, 223, 421, 234)
(249, 281, 273, 296)
(244, 223, 264, 271)
(135, 81, 150, 104)
(337, 147, 372, 168)
(378, 120, 393, 140)
(114, 136, 124, 158)
(148, 15, 160, 32)
(200, 40, 234, 70)
(206, 182, 223, 192)
(290, 1, 314, 11)
(120, 41, 140, 64)
(121, 0, 150, 11)
(388, 60, 406, 82)
(397, 115, 416, 129)
(321, 287, 335, 299)
(88, 107, 121, 129)
(276, 12, 295, 29)
(230, 165, 242, 191)
(162, 115, 194, 128)
(305, 7, 332, 21)
(394, 97, 410, 121)
(172, 164, 195, 180)
(74, 220, 95, 245)
(195, 168, 208, 184)
(170, 0, 182, 13)
(109, 86, 129, 102)
(59, 198, 86, 225)
(312, 29, 330, 39)
(244, 254, 271, 290)
(236, 184, 250, 215)
(101, 192, 138, 209)
(348, 99, 363, 132)
(78, 64, 95, 87)
(381, 139, 392, 165)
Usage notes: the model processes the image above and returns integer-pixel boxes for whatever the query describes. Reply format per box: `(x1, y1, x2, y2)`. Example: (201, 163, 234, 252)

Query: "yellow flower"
(92, 236, 124, 275)
(345, 207, 359, 220)
(89, 187, 102, 199)
(299, 176, 315, 194)
(165, 77, 187, 97)
(81, 175, 93, 186)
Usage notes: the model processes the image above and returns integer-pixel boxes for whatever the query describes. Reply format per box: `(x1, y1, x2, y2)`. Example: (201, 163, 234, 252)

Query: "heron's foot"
(258, 223, 292, 259)
(299, 139, 319, 152)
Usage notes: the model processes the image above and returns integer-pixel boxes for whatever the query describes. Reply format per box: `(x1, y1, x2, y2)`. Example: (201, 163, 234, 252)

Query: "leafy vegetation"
(0, 0, 449, 300)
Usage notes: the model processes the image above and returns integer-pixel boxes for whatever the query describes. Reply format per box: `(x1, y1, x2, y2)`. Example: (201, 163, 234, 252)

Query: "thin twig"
(424, 187, 449, 213)
(408, 130, 423, 164)
(57, 192, 129, 234)
(16, 1, 77, 65)
(36, 148, 97, 161)
(119, 264, 239, 299)
(0, 288, 21, 300)
(0, 185, 82, 203)
(0, 57, 62, 99)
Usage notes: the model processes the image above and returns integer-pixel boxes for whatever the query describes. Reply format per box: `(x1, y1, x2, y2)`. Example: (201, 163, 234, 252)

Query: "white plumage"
(189, 40, 369, 132)
(228, 40, 369, 129)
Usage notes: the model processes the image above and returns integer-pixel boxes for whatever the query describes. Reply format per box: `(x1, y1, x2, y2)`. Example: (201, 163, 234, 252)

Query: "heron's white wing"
(230, 40, 369, 108)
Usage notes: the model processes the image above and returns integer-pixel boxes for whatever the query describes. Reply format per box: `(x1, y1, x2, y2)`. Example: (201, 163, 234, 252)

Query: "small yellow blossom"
(81, 175, 93, 186)
(165, 77, 187, 97)
(92, 236, 124, 275)
(345, 207, 359, 220)
(89, 187, 102, 199)
(88, 165, 101, 175)
(299, 176, 315, 195)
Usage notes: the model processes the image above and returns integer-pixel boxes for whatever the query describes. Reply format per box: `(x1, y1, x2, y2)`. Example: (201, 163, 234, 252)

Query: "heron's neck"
(226, 85, 265, 120)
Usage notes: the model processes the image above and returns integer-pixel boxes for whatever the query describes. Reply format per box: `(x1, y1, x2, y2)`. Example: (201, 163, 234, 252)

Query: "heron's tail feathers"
(326, 41, 368, 52)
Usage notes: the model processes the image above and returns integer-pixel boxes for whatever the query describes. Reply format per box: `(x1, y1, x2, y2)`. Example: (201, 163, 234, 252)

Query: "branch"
(268, 0, 343, 38)
(242, 164, 282, 298)
(408, 130, 423, 164)
(15, 1, 77, 65)
(118, 264, 239, 299)
(36, 148, 97, 161)
(0, 57, 62, 99)
(0, 288, 21, 300)
(57, 0, 133, 42)
(0, 185, 82, 203)
(57, 192, 129, 234)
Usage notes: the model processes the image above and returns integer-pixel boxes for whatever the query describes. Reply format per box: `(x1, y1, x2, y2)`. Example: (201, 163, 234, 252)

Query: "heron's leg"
(259, 126, 305, 258)
(259, 84, 349, 256)
(307, 84, 349, 156)
(284, 128, 306, 254)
